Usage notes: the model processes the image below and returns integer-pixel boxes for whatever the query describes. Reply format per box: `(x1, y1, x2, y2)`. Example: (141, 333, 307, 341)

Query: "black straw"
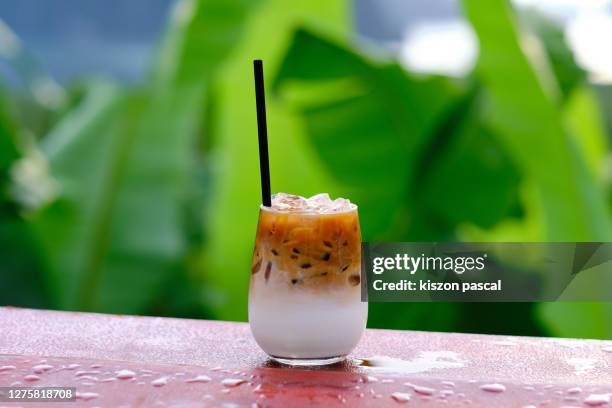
(253, 60, 271, 207)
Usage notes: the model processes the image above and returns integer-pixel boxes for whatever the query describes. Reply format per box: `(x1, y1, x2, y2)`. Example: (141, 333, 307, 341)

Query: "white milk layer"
(249, 287, 368, 359)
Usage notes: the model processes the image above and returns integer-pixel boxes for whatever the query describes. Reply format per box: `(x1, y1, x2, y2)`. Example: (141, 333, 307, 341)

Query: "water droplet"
(186, 375, 211, 383)
(32, 364, 53, 374)
(23, 374, 40, 382)
(75, 392, 99, 401)
(152, 377, 168, 387)
(211, 367, 222, 371)
(391, 392, 411, 403)
(364, 375, 379, 383)
(359, 352, 465, 373)
(410, 385, 435, 396)
(222, 378, 246, 388)
(221, 389, 230, 394)
(521, 405, 537, 408)
(101, 378, 117, 383)
(479, 383, 506, 393)
(584, 393, 612, 406)
(381, 379, 395, 384)
(602, 346, 612, 353)
(0, 365, 16, 372)
(524, 386, 535, 391)
(66, 364, 80, 370)
(441, 380, 455, 388)
(90, 364, 102, 369)
(78, 375, 98, 382)
(115, 369, 136, 380)
(358, 393, 364, 398)
(441, 389, 454, 396)
(567, 387, 582, 394)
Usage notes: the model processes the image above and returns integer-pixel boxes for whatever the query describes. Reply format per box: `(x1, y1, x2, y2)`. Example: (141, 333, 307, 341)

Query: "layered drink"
(249, 193, 368, 366)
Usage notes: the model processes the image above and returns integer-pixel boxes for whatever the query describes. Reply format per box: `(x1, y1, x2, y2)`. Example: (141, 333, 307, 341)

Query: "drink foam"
(269, 193, 356, 214)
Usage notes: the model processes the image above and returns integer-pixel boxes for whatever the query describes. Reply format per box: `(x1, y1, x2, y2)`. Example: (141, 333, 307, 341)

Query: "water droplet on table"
(78, 375, 98, 382)
(391, 392, 411, 403)
(584, 393, 612, 406)
(222, 378, 246, 388)
(186, 374, 211, 383)
(409, 384, 435, 396)
(115, 369, 136, 380)
(32, 364, 53, 374)
(23, 374, 40, 382)
(479, 383, 506, 393)
(151, 377, 168, 387)
(76, 392, 99, 401)
(0, 365, 16, 372)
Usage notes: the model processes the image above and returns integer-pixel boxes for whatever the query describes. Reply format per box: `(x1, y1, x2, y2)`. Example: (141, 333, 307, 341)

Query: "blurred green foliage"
(1, 0, 611, 338)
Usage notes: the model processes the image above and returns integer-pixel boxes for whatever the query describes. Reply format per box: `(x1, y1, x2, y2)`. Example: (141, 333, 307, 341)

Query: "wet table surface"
(0, 307, 611, 407)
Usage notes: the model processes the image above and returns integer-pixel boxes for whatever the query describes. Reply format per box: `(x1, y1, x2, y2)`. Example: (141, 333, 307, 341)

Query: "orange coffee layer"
(251, 209, 361, 290)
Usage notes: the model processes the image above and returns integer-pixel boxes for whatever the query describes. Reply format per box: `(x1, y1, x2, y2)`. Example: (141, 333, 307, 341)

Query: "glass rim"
(259, 203, 358, 215)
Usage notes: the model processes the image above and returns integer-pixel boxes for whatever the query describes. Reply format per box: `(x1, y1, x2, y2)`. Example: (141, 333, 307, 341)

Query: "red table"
(0, 307, 610, 407)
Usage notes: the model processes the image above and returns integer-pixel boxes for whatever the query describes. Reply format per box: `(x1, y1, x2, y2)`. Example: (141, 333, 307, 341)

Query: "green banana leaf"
(463, 0, 611, 241)
(463, 0, 612, 339)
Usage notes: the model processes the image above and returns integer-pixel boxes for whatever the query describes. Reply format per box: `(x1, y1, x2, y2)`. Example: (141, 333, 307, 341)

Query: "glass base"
(270, 355, 346, 367)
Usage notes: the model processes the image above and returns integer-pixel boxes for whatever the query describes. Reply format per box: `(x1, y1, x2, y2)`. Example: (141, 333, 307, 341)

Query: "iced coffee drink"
(249, 193, 367, 366)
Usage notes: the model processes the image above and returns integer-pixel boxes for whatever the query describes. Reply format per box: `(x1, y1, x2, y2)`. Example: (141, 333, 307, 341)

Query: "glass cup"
(248, 200, 368, 366)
